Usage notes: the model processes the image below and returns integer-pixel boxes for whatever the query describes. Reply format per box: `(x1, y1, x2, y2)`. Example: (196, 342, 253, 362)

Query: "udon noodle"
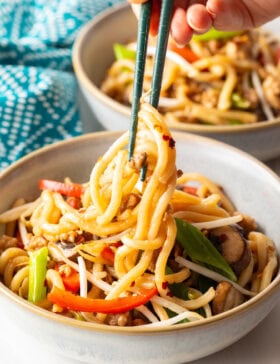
(0, 104, 278, 327)
(101, 29, 280, 126)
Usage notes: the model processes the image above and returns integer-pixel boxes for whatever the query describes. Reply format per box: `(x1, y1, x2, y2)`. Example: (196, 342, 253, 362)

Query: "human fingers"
(129, 0, 149, 23)
(170, 0, 193, 46)
(129, 0, 212, 46)
(128, 0, 148, 4)
(206, 0, 253, 30)
(186, 1, 213, 34)
(129, 0, 160, 37)
(130, 0, 194, 45)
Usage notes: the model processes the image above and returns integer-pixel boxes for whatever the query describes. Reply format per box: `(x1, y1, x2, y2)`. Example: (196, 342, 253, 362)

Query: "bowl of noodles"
(73, 2, 280, 161)
(0, 102, 280, 364)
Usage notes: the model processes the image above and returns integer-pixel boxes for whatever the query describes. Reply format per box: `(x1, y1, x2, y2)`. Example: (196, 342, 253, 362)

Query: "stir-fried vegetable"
(113, 43, 136, 61)
(28, 247, 48, 303)
(175, 218, 237, 282)
(168, 42, 200, 63)
(231, 93, 251, 109)
(56, 265, 80, 294)
(101, 246, 115, 264)
(47, 286, 158, 314)
(192, 28, 242, 42)
(38, 179, 84, 198)
(181, 185, 198, 195)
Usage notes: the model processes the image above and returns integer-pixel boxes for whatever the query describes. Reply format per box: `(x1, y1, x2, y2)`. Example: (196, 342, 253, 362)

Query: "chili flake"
(162, 134, 176, 148)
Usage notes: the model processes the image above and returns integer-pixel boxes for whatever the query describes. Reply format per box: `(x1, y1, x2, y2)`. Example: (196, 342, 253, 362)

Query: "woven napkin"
(0, 0, 124, 171)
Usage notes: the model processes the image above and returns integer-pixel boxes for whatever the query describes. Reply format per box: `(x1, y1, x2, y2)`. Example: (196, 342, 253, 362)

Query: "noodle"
(0, 103, 278, 327)
(101, 29, 280, 125)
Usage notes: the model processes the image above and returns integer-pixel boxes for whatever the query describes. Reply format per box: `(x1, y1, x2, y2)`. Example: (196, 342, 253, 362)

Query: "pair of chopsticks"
(128, 0, 174, 160)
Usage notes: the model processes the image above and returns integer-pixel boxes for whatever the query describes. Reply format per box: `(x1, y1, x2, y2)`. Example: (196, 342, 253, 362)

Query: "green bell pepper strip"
(175, 218, 237, 282)
(198, 275, 216, 293)
(113, 43, 136, 61)
(192, 28, 242, 42)
(231, 93, 250, 109)
(166, 268, 205, 320)
(228, 120, 243, 125)
(169, 282, 189, 300)
(28, 246, 48, 303)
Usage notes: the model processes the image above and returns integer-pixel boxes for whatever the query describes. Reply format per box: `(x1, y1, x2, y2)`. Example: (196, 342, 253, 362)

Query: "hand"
(128, 0, 280, 45)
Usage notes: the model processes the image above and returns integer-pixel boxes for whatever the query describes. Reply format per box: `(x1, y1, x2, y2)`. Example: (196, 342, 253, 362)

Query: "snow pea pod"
(175, 218, 237, 282)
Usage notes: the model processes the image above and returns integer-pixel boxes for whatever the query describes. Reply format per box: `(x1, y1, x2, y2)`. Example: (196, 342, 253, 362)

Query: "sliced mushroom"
(209, 225, 251, 275)
(212, 281, 244, 315)
(236, 213, 257, 234)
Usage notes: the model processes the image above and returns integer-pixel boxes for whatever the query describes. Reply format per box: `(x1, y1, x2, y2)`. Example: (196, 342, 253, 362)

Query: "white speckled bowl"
(73, 2, 280, 161)
(0, 131, 280, 364)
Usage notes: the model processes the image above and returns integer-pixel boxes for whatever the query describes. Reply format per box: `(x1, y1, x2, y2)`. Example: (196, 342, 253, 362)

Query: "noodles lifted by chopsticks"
(0, 104, 278, 327)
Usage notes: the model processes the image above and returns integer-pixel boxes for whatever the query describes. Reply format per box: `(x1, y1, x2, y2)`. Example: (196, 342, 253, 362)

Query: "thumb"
(206, 0, 253, 30)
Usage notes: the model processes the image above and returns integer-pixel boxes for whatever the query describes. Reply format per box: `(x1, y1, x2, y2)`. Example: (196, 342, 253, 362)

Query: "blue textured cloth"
(0, 0, 125, 171)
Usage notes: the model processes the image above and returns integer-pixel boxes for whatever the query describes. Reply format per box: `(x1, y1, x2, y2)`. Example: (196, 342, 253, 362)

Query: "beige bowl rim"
(1, 131, 280, 334)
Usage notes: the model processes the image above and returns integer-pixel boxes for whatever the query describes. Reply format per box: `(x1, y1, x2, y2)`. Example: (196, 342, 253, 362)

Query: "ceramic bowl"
(72, 2, 280, 161)
(0, 131, 280, 364)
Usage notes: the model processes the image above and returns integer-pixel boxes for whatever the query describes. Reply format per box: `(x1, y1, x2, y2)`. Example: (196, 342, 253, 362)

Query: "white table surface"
(1, 155, 280, 364)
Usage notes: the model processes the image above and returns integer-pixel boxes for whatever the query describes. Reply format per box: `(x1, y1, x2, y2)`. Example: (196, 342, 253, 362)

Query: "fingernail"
(170, 30, 187, 48)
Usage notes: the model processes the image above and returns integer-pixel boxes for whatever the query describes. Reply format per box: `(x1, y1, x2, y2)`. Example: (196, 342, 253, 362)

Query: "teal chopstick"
(128, 0, 173, 165)
(149, 0, 173, 108)
(128, 1, 152, 160)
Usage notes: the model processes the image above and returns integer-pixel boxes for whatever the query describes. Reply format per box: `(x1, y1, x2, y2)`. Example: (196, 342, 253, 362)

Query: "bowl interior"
(79, 4, 137, 88)
(1, 131, 280, 275)
(73, 3, 280, 131)
(1, 131, 280, 364)
(0, 131, 280, 233)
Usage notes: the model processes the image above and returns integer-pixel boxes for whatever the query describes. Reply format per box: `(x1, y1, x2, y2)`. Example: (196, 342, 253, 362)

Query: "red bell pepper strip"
(38, 179, 84, 198)
(101, 246, 115, 264)
(182, 185, 198, 196)
(168, 42, 200, 63)
(63, 273, 80, 294)
(66, 196, 82, 209)
(56, 265, 80, 294)
(47, 286, 158, 314)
